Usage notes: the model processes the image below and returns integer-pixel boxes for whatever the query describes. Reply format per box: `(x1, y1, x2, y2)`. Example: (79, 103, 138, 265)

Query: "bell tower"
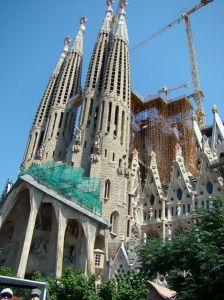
(70, 0, 114, 171)
(71, 0, 131, 243)
(41, 17, 86, 163)
(22, 37, 70, 168)
(22, 17, 86, 168)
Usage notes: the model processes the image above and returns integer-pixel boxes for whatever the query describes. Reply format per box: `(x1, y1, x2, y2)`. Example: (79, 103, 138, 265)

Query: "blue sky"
(0, 0, 224, 192)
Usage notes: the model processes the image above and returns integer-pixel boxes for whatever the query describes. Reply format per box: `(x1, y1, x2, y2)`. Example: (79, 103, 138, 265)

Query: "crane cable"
(130, 15, 183, 52)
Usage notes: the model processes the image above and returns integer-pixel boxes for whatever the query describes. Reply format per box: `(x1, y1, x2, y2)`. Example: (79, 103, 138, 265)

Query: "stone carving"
(70, 247, 76, 264)
(31, 238, 48, 257)
(90, 153, 100, 163)
(35, 143, 45, 160)
(90, 133, 102, 163)
(177, 202, 181, 216)
(0, 246, 10, 265)
(148, 208, 153, 220)
(67, 221, 79, 238)
(63, 245, 76, 264)
(93, 133, 101, 154)
(73, 127, 82, 152)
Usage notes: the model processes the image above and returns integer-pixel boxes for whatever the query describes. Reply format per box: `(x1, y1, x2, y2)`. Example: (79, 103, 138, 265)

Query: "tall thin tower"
(22, 37, 70, 168)
(41, 17, 86, 163)
(22, 17, 86, 168)
(70, 0, 114, 171)
(71, 0, 131, 242)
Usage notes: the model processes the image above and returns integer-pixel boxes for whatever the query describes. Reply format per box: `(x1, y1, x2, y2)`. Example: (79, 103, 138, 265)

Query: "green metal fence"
(20, 161, 102, 215)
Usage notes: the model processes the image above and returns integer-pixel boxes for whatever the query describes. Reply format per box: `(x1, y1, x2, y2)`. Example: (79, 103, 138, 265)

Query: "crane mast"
(184, 13, 205, 127)
(131, 0, 214, 128)
(183, 0, 213, 127)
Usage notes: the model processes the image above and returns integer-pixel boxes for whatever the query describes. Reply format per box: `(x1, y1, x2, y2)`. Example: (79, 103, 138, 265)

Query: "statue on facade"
(149, 207, 153, 220)
(177, 202, 181, 216)
(73, 127, 82, 153)
(35, 143, 45, 160)
(31, 238, 48, 257)
(93, 133, 101, 154)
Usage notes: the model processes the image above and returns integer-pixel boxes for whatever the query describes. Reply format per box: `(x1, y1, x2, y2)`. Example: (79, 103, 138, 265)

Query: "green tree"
(138, 197, 224, 300)
(99, 270, 147, 300)
(0, 266, 16, 277)
(51, 268, 101, 300)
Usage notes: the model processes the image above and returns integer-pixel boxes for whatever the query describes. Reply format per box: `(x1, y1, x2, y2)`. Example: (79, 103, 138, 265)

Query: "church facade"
(0, 0, 223, 280)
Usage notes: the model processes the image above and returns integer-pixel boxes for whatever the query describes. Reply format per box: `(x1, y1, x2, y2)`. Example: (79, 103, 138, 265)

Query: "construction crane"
(131, 0, 214, 128)
(158, 82, 189, 99)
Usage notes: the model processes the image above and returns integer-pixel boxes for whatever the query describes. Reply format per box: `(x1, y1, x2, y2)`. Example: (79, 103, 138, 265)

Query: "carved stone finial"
(202, 135, 209, 148)
(80, 16, 87, 25)
(212, 105, 218, 114)
(150, 150, 156, 158)
(119, 0, 128, 9)
(64, 36, 70, 46)
(107, 0, 114, 6)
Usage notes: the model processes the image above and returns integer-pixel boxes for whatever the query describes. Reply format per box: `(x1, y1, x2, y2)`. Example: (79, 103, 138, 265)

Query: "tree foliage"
(99, 270, 147, 300)
(0, 267, 147, 300)
(138, 197, 224, 300)
(0, 266, 16, 277)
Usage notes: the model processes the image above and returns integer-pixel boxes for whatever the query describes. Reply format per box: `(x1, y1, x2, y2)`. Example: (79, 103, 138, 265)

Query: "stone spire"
(41, 16, 86, 162)
(22, 18, 86, 167)
(115, 0, 128, 43)
(71, 0, 132, 248)
(70, 1, 115, 167)
(101, 0, 114, 33)
(82, 0, 114, 94)
(53, 36, 70, 75)
(22, 38, 70, 168)
(71, 16, 87, 55)
(102, 0, 130, 102)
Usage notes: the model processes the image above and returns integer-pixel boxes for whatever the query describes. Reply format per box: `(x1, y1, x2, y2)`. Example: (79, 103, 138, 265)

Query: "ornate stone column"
(167, 201, 172, 221)
(17, 186, 42, 278)
(54, 206, 67, 278)
(82, 218, 97, 275)
(161, 197, 166, 241)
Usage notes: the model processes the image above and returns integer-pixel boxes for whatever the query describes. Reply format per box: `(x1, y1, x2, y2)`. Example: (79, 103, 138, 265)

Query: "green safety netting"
(19, 161, 102, 215)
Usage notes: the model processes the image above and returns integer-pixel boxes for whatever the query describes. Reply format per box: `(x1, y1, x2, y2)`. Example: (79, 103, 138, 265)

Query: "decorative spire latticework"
(71, 16, 87, 54)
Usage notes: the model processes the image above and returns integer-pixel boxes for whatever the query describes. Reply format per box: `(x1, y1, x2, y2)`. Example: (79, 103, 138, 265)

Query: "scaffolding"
(131, 92, 198, 183)
(20, 161, 102, 215)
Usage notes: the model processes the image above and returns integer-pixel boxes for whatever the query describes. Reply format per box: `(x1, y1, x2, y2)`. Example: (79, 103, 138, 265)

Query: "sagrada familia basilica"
(0, 0, 223, 280)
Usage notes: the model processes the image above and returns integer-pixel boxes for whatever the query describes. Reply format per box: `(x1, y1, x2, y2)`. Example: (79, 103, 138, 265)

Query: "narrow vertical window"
(121, 111, 125, 143)
(87, 98, 93, 126)
(107, 102, 112, 132)
(128, 195, 131, 215)
(119, 159, 122, 167)
(64, 112, 69, 128)
(37, 131, 44, 149)
(58, 112, 64, 128)
(127, 220, 130, 237)
(114, 105, 119, 137)
(81, 97, 87, 125)
(51, 113, 57, 137)
(104, 179, 111, 199)
(110, 211, 119, 235)
(100, 101, 105, 130)
(94, 106, 99, 127)
(31, 132, 38, 158)
(183, 205, 186, 214)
